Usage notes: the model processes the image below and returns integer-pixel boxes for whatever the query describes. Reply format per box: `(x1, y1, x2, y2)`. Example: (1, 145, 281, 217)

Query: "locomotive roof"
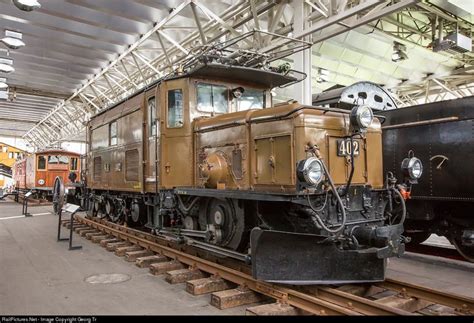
(168, 63, 298, 89)
(34, 149, 81, 156)
(92, 63, 297, 119)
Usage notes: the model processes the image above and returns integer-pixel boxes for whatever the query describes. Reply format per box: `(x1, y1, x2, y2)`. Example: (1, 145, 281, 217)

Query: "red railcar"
(13, 149, 81, 198)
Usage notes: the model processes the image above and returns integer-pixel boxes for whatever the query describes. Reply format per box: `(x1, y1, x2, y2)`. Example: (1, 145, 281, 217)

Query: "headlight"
(350, 105, 373, 130)
(38, 179, 45, 185)
(297, 157, 324, 186)
(402, 157, 423, 180)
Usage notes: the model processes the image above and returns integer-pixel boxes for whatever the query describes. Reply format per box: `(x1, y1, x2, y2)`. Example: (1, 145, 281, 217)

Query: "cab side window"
(109, 121, 118, 146)
(37, 156, 46, 170)
(167, 89, 183, 128)
(148, 97, 157, 136)
(71, 158, 78, 171)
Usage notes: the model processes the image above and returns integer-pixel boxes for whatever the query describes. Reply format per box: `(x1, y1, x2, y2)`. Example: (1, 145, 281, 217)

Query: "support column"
(292, 0, 312, 105)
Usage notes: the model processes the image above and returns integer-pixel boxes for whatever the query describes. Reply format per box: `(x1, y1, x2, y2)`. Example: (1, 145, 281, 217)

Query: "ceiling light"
(392, 41, 408, 62)
(1, 30, 25, 50)
(0, 58, 15, 73)
(12, 0, 41, 11)
(0, 78, 7, 89)
(316, 68, 330, 83)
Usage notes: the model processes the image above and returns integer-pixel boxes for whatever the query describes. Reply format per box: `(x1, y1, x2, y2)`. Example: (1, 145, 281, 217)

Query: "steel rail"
(74, 215, 359, 315)
(377, 278, 474, 315)
(73, 215, 473, 315)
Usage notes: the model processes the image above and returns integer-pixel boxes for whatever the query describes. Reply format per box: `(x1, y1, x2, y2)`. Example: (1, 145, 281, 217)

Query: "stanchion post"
(57, 207, 69, 242)
(23, 191, 32, 217)
(56, 203, 82, 250)
(68, 208, 82, 250)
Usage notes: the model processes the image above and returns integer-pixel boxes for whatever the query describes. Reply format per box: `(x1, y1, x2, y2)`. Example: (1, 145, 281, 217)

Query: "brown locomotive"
(57, 43, 419, 282)
(13, 149, 81, 199)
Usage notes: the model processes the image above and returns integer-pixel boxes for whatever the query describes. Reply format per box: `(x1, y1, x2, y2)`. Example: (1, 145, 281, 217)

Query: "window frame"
(109, 121, 118, 146)
(70, 157, 78, 171)
(167, 89, 184, 129)
(37, 155, 47, 171)
(147, 96, 157, 137)
(196, 82, 229, 114)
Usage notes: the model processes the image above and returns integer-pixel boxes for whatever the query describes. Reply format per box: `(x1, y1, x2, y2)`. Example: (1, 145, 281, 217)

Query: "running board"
(186, 238, 251, 263)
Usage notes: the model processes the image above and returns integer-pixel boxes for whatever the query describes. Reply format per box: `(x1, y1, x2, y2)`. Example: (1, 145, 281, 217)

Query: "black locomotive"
(382, 96, 474, 262)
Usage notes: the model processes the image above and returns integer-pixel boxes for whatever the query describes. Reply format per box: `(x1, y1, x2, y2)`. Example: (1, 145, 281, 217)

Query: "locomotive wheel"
(199, 198, 246, 251)
(52, 177, 64, 215)
(126, 201, 145, 226)
(105, 198, 121, 222)
(453, 238, 474, 263)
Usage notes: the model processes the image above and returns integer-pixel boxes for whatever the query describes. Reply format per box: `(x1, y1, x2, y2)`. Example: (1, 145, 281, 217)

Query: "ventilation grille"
(125, 149, 139, 182)
(93, 157, 102, 181)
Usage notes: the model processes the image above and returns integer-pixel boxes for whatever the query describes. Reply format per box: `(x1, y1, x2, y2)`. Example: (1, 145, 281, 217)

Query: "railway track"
(62, 214, 474, 316)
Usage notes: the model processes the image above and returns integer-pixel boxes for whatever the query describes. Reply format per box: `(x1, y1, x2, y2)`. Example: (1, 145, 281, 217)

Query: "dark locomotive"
(382, 96, 474, 262)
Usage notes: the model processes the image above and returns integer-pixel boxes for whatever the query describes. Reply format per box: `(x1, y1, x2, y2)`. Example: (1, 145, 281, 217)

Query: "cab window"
(148, 97, 157, 136)
(197, 83, 228, 114)
(48, 155, 69, 165)
(37, 156, 46, 170)
(233, 88, 265, 111)
(70, 158, 78, 171)
(167, 89, 183, 128)
(109, 121, 118, 145)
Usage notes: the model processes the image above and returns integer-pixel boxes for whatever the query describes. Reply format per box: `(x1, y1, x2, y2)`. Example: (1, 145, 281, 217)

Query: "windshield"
(197, 82, 265, 113)
(235, 88, 264, 111)
(197, 83, 228, 113)
(48, 155, 69, 165)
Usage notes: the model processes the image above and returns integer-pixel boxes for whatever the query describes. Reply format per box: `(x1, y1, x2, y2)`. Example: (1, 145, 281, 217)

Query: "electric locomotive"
(67, 60, 415, 284)
(13, 149, 81, 200)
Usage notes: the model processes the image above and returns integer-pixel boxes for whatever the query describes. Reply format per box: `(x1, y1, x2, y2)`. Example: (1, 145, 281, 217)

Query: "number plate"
(336, 139, 360, 157)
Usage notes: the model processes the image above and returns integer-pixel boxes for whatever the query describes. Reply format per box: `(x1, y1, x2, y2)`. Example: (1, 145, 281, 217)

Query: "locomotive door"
(160, 79, 193, 189)
(145, 88, 160, 192)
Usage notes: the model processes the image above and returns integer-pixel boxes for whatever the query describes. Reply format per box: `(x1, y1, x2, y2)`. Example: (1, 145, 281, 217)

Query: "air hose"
(307, 158, 347, 234)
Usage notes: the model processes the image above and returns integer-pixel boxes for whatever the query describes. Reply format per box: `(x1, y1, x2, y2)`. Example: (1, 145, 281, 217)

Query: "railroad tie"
(75, 227, 92, 234)
(246, 303, 303, 316)
(91, 235, 112, 243)
(164, 268, 206, 284)
(79, 229, 99, 237)
(375, 295, 432, 313)
(115, 245, 142, 257)
(135, 255, 168, 268)
(124, 249, 154, 262)
(186, 276, 234, 295)
(105, 241, 131, 252)
(99, 238, 121, 247)
(85, 232, 106, 240)
(149, 260, 184, 276)
(211, 286, 266, 310)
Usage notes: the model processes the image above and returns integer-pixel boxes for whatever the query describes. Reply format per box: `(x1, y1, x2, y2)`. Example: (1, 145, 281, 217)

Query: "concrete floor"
(0, 200, 250, 315)
(0, 199, 472, 315)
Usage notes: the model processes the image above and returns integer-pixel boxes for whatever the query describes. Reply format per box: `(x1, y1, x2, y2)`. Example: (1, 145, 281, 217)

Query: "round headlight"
(298, 157, 324, 186)
(402, 157, 423, 180)
(350, 105, 374, 130)
(38, 179, 45, 185)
